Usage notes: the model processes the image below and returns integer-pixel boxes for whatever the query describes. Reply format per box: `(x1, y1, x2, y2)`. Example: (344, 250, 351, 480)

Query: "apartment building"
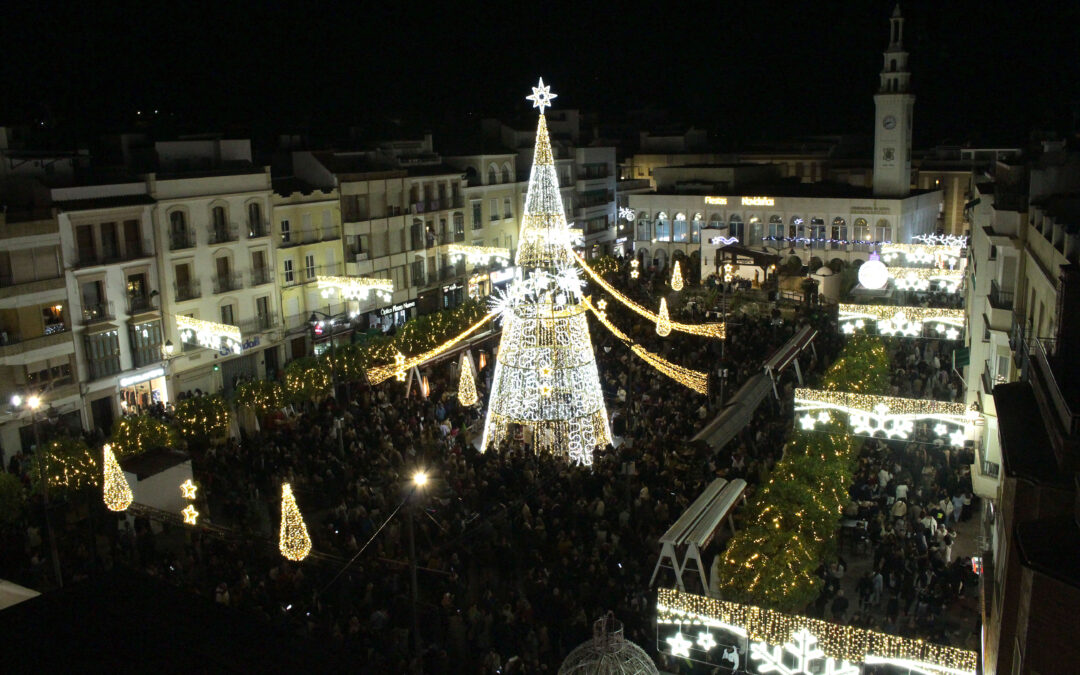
(52, 179, 161, 433)
(0, 208, 81, 461)
(270, 178, 343, 360)
(151, 139, 282, 397)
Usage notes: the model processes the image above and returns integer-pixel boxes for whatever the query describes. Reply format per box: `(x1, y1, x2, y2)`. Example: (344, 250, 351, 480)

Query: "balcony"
(73, 246, 150, 268)
(236, 313, 278, 335)
(213, 274, 243, 294)
(0, 324, 70, 355)
(82, 302, 115, 325)
(174, 281, 201, 301)
(247, 220, 269, 239)
(321, 226, 341, 241)
(207, 224, 239, 245)
(88, 356, 121, 381)
(982, 359, 1006, 394)
(250, 268, 273, 286)
(0, 273, 66, 299)
(988, 280, 1014, 310)
(1031, 338, 1080, 437)
(127, 294, 156, 315)
(169, 231, 196, 251)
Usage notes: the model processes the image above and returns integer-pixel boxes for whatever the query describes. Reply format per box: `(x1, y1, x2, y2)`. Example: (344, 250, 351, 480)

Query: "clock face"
(883, 115, 897, 130)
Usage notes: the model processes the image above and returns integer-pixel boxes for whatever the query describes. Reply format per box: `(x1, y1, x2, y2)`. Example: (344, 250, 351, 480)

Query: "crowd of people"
(2, 257, 980, 672)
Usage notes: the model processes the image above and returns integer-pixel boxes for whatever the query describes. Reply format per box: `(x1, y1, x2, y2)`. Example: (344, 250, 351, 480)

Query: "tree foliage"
(110, 414, 176, 458)
(173, 394, 230, 444)
(26, 436, 99, 497)
(233, 379, 286, 415)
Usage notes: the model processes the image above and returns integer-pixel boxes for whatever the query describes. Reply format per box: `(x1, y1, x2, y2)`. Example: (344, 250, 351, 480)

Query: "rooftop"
(52, 194, 156, 212)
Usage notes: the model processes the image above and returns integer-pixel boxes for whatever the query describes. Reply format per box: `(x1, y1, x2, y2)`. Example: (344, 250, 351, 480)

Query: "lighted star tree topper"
(481, 78, 611, 465)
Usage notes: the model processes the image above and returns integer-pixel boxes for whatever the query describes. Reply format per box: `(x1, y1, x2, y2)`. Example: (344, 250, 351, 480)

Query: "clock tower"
(873, 4, 915, 197)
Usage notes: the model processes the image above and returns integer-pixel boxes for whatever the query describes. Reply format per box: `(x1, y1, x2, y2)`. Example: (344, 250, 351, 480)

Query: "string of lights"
(367, 312, 496, 385)
(573, 251, 725, 338)
(279, 483, 312, 562)
(176, 314, 243, 354)
(583, 297, 708, 394)
(102, 444, 133, 512)
(447, 244, 512, 266)
(794, 387, 972, 444)
(838, 304, 965, 339)
(657, 588, 977, 674)
(879, 242, 964, 266)
(888, 266, 964, 292)
(315, 275, 394, 302)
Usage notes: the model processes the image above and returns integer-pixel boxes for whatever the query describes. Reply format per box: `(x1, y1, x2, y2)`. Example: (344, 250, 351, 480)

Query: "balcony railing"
(321, 226, 341, 241)
(213, 273, 243, 294)
(0, 271, 65, 290)
(73, 246, 149, 268)
(236, 313, 278, 334)
(82, 302, 115, 325)
(127, 294, 155, 314)
(982, 359, 1006, 394)
(207, 224, 239, 245)
(174, 281, 201, 301)
(1032, 337, 1079, 437)
(0, 323, 69, 346)
(988, 280, 1014, 310)
(250, 268, 273, 286)
(247, 220, 269, 238)
(981, 459, 1000, 479)
(170, 231, 196, 251)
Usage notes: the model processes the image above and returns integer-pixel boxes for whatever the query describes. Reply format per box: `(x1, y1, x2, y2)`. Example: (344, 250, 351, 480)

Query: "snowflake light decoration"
(949, 430, 967, 447)
(750, 628, 859, 675)
(526, 76, 558, 113)
(619, 206, 636, 222)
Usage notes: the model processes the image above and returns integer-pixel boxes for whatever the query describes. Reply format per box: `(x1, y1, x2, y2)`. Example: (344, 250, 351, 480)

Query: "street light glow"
(27, 395, 41, 410)
(11, 395, 22, 407)
(413, 471, 428, 487)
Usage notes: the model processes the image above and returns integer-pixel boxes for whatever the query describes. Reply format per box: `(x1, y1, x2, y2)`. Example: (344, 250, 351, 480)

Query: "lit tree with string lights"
(481, 78, 612, 465)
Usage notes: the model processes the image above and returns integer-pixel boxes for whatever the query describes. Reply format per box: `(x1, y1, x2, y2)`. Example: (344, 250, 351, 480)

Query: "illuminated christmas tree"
(671, 260, 684, 291)
(102, 444, 133, 512)
(481, 78, 611, 465)
(458, 352, 478, 406)
(656, 298, 672, 336)
(279, 482, 312, 561)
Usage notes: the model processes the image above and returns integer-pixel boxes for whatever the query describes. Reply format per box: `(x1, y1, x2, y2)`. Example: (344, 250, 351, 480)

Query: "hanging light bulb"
(656, 298, 673, 337)
(671, 261, 684, 291)
(458, 354, 478, 406)
(279, 483, 312, 562)
(102, 443, 134, 512)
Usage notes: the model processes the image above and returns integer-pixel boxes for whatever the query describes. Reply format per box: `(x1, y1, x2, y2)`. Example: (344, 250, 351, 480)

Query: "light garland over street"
(838, 304, 964, 339)
(176, 315, 243, 354)
(447, 244, 512, 266)
(879, 242, 964, 267)
(316, 275, 393, 302)
(794, 388, 972, 444)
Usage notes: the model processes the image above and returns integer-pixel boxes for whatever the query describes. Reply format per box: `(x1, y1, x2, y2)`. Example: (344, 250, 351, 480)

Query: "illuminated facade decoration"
(888, 266, 964, 293)
(630, 259, 640, 279)
(447, 244, 512, 266)
(102, 444, 133, 512)
(176, 314, 243, 354)
(315, 275, 393, 302)
(838, 304, 964, 339)
(879, 242, 964, 267)
(279, 482, 312, 562)
(656, 588, 977, 675)
(794, 388, 972, 445)
(481, 79, 611, 465)
(181, 504, 199, 525)
(857, 259, 889, 289)
(912, 233, 968, 247)
(618, 206, 636, 221)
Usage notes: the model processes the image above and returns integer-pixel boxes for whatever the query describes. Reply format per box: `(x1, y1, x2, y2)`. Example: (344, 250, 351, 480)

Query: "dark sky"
(2, 0, 1078, 148)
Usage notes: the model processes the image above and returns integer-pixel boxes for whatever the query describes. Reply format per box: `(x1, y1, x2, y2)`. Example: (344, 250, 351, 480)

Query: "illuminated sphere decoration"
(858, 259, 889, 290)
(559, 614, 659, 675)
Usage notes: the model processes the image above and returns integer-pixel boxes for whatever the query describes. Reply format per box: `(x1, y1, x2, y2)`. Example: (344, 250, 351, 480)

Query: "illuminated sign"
(741, 197, 774, 206)
(119, 367, 165, 388)
(704, 196, 728, 205)
(489, 267, 517, 285)
(380, 301, 416, 316)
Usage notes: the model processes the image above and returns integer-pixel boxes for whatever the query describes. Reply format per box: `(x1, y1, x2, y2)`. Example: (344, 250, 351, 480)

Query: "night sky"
(2, 0, 1078, 148)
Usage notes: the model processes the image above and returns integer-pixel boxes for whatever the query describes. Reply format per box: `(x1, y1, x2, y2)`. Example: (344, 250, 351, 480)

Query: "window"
(248, 202, 262, 229)
(280, 218, 290, 243)
(471, 201, 482, 230)
(84, 331, 121, 380)
(488, 166, 497, 185)
(220, 303, 235, 326)
(768, 215, 784, 239)
(255, 296, 270, 330)
(410, 260, 425, 286)
(76, 224, 96, 263)
(283, 259, 294, 284)
(503, 197, 512, 219)
(454, 213, 465, 240)
(490, 198, 499, 221)
(130, 320, 162, 368)
(501, 164, 512, 183)
(305, 254, 316, 279)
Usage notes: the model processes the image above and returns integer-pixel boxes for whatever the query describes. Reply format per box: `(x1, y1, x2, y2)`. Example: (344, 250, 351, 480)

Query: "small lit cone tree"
(279, 483, 312, 561)
(102, 444, 133, 512)
(671, 260, 684, 291)
(458, 352, 479, 407)
(109, 414, 175, 458)
(655, 298, 673, 336)
(481, 78, 611, 465)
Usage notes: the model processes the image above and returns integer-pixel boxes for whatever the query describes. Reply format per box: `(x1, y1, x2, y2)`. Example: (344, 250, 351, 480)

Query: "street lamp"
(10, 393, 62, 588)
(163, 340, 175, 357)
(406, 469, 429, 660)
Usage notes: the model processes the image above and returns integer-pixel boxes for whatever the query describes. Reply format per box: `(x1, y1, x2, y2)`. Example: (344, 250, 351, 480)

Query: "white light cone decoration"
(671, 261, 684, 291)
(458, 353, 479, 406)
(481, 78, 611, 465)
(279, 482, 312, 562)
(102, 444, 133, 512)
(656, 298, 672, 337)
(858, 259, 889, 290)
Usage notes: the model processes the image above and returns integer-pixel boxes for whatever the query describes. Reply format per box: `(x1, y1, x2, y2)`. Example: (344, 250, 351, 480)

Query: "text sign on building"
(741, 197, 774, 206)
(380, 300, 416, 317)
(704, 196, 728, 205)
(119, 367, 165, 388)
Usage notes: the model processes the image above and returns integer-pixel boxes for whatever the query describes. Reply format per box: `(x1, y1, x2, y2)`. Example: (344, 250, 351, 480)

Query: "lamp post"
(12, 394, 63, 588)
(407, 470, 428, 661)
(309, 310, 347, 455)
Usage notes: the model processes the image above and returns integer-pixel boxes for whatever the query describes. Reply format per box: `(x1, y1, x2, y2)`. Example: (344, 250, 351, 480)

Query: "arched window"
(768, 215, 784, 239)
(501, 163, 512, 184)
(748, 216, 763, 244)
(810, 218, 826, 242)
(728, 214, 744, 243)
(789, 215, 804, 240)
(636, 213, 651, 242)
(853, 217, 869, 245)
(876, 218, 892, 242)
(487, 165, 498, 185)
(655, 212, 670, 242)
(691, 213, 703, 243)
(673, 212, 688, 242)
(831, 217, 847, 248)
(169, 210, 190, 249)
(247, 202, 263, 236)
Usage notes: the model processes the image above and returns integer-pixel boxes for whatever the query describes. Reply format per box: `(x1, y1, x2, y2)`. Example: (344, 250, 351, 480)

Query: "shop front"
(467, 273, 490, 300)
(442, 282, 465, 309)
(118, 365, 169, 414)
(376, 300, 416, 331)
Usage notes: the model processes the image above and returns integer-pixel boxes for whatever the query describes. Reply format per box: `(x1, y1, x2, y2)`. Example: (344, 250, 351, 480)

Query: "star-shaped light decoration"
(841, 322, 855, 335)
(933, 423, 948, 437)
(394, 351, 407, 382)
(539, 366, 553, 378)
(945, 327, 960, 340)
(180, 479, 198, 500)
(181, 504, 199, 525)
(540, 384, 553, 397)
(666, 631, 693, 658)
(816, 411, 831, 424)
(799, 414, 818, 431)
(949, 430, 967, 448)
(597, 299, 608, 311)
(696, 631, 717, 651)
(526, 77, 558, 114)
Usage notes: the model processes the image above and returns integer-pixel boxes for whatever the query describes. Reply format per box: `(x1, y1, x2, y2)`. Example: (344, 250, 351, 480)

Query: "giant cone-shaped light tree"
(481, 78, 611, 465)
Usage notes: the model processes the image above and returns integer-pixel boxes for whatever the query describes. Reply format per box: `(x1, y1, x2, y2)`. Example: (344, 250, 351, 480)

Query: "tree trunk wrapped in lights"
(481, 79, 611, 465)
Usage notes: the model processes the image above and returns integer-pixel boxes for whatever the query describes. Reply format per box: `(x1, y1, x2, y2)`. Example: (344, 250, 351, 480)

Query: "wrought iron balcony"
(213, 273, 243, 294)
(82, 302, 115, 324)
(174, 281, 201, 301)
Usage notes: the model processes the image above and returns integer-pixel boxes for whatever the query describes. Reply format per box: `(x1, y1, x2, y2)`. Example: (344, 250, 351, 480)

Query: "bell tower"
(873, 4, 915, 197)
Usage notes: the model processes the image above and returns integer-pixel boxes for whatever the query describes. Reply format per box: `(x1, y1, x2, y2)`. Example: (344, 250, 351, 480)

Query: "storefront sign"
(704, 196, 728, 205)
(741, 196, 774, 206)
(119, 367, 165, 388)
(615, 237, 628, 244)
(219, 336, 261, 356)
(490, 267, 517, 285)
(442, 283, 463, 293)
(379, 301, 416, 317)
(850, 206, 892, 215)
